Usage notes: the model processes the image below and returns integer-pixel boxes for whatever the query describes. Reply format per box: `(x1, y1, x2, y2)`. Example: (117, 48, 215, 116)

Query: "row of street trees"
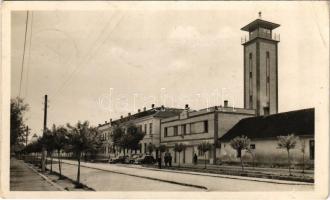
(23, 121, 102, 187)
(229, 134, 303, 175)
(111, 123, 145, 155)
(10, 97, 29, 153)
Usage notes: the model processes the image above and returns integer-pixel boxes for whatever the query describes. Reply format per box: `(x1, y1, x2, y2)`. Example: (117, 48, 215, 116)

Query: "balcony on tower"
(241, 18, 280, 44)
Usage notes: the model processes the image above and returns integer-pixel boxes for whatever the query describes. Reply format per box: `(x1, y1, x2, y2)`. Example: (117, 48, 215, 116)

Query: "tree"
(277, 134, 298, 176)
(197, 142, 212, 169)
(112, 126, 124, 155)
(126, 123, 145, 153)
(245, 147, 256, 169)
(156, 144, 167, 167)
(147, 143, 156, 155)
(300, 139, 306, 174)
(10, 98, 29, 150)
(42, 128, 56, 173)
(174, 143, 186, 167)
(230, 135, 250, 171)
(119, 123, 145, 155)
(53, 126, 68, 179)
(66, 121, 101, 187)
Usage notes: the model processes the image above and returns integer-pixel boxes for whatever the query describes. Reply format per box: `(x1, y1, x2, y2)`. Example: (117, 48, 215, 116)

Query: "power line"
(51, 13, 124, 102)
(18, 11, 29, 98)
(24, 11, 34, 99)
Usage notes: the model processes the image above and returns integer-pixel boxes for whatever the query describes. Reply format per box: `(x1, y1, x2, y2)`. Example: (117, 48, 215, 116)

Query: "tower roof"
(241, 19, 280, 32)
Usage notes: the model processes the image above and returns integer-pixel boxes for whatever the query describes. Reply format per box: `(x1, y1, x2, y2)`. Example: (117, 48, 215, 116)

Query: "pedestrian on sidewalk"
(169, 153, 172, 167)
(157, 156, 162, 169)
(193, 153, 198, 165)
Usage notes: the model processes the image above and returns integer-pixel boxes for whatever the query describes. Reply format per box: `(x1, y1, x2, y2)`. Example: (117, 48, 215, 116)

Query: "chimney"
(151, 104, 155, 109)
(161, 105, 165, 110)
(214, 106, 218, 110)
(105, 121, 107, 124)
(110, 118, 112, 123)
(138, 109, 141, 113)
(185, 104, 189, 110)
(224, 100, 228, 107)
(120, 115, 123, 119)
(128, 112, 131, 116)
(143, 107, 146, 111)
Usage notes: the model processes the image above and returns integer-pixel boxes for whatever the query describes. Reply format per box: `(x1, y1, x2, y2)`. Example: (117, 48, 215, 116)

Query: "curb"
(62, 161, 207, 191)
(116, 164, 313, 186)
(44, 165, 95, 191)
(24, 162, 65, 191)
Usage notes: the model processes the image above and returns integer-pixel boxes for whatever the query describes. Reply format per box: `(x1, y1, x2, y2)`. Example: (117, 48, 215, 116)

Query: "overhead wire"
(18, 11, 29, 98)
(24, 11, 34, 99)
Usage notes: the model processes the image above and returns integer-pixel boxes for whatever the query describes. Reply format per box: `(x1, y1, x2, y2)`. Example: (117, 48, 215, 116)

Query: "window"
(181, 124, 187, 135)
(249, 53, 253, 96)
(249, 95, 253, 109)
(310, 140, 314, 160)
(266, 51, 270, 98)
(144, 124, 147, 133)
(173, 126, 178, 136)
(204, 121, 208, 132)
(250, 144, 256, 149)
(144, 143, 147, 153)
(149, 123, 152, 134)
(164, 127, 168, 137)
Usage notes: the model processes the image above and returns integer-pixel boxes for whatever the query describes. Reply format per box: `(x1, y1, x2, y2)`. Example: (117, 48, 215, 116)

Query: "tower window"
(249, 53, 253, 96)
(249, 95, 253, 109)
(266, 51, 270, 98)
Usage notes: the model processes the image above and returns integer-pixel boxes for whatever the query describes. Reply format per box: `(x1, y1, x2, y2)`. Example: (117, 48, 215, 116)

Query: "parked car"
(134, 155, 155, 164)
(124, 154, 142, 164)
(109, 155, 128, 164)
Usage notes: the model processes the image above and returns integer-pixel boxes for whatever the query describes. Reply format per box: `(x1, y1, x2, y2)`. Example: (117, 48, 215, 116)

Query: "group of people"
(157, 152, 198, 168)
(164, 152, 172, 167)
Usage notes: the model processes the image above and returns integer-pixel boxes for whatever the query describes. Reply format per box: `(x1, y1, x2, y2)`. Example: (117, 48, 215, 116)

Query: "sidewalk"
(10, 158, 62, 191)
(161, 162, 314, 179)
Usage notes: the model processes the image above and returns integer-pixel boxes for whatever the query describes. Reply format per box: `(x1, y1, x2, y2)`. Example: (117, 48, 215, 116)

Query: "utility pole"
(25, 126, 30, 147)
(41, 94, 48, 172)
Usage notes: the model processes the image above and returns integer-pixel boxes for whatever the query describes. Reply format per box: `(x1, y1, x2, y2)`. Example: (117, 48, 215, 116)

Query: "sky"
(11, 2, 329, 138)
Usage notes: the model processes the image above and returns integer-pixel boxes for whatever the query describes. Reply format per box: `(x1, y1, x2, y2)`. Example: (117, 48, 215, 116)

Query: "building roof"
(241, 19, 280, 32)
(220, 108, 314, 141)
(100, 107, 183, 127)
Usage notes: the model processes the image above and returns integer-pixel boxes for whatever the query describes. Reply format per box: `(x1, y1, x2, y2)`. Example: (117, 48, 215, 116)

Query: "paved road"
(10, 158, 60, 191)
(48, 161, 199, 191)
(51, 159, 313, 191)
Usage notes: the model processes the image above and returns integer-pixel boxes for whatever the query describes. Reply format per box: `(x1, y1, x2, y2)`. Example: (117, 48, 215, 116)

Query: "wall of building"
(218, 112, 255, 139)
(161, 113, 215, 143)
(244, 42, 257, 110)
(244, 39, 278, 116)
(259, 40, 278, 115)
(220, 136, 314, 165)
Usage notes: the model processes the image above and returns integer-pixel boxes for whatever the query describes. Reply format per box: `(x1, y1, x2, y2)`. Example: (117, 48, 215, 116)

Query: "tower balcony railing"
(241, 32, 280, 44)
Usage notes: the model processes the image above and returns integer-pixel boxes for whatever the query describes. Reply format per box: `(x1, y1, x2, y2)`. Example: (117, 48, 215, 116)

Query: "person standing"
(169, 153, 172, 167)
(164, 152, 168, 167)
(157, 156, 162, 169)
(193, 153, 198, 165)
